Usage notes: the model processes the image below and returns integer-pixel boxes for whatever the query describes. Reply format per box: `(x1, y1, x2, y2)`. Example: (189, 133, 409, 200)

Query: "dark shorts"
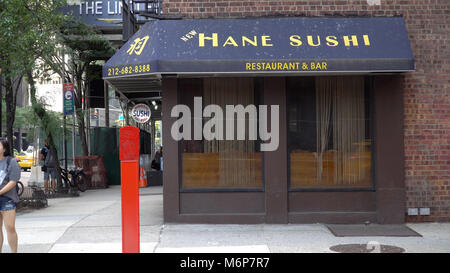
(44, 167, 56, 180)
(0, 196, 16, 211)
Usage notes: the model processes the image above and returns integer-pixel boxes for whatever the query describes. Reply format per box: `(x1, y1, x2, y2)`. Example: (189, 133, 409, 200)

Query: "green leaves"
(0, 0, 68, 77)
(1, 0, 116, 157)
(1, 95, 64, 138)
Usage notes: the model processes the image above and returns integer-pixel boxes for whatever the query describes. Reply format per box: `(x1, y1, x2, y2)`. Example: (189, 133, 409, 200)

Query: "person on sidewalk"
(151, 146, 162, 171)
(40, 139, 57, 194)
(0, 138, 21, 253)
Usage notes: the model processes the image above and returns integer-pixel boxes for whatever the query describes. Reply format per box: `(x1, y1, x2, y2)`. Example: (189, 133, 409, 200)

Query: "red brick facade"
(162, 0, 450, 222)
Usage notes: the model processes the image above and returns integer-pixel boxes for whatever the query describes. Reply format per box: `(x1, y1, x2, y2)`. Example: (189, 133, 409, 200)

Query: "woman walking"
(0, 139, 21, 253)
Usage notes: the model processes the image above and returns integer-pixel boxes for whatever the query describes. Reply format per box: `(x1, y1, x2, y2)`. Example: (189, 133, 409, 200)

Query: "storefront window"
(287, 76, 373, 189)
(181, 78, 263, 189)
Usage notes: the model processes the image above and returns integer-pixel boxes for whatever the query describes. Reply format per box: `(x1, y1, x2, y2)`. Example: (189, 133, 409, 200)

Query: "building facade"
(104, 0, 449, 223)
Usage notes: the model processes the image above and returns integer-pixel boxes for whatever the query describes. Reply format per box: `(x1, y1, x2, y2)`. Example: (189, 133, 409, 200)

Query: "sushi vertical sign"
(63, 83, 75, 116)
(131, 103, 151, 123)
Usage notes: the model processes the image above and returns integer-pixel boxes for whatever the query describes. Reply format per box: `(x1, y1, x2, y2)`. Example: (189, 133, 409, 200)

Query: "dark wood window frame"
(286, 76, 377, 193)
(179, 77, 266, 193)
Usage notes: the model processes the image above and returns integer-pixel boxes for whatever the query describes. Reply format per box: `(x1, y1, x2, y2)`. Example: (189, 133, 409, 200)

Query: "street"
(0, 183, 448, 253)
(0, 0, 448, 258)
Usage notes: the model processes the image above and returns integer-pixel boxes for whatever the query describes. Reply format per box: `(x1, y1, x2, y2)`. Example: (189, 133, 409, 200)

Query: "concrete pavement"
(2, 183, 450, 253)
(9, 185, 162, 253)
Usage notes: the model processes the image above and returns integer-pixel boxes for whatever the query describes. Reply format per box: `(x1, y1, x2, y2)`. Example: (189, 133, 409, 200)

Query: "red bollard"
(119, 126, 140, 253)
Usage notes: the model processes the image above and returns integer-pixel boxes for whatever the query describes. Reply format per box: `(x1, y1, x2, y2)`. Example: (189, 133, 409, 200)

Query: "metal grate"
(17, 187, 48, 209)
(330, 244, 405, 253)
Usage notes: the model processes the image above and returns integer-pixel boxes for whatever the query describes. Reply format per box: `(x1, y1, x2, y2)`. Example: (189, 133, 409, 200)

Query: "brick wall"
(162, 0, 450, 222)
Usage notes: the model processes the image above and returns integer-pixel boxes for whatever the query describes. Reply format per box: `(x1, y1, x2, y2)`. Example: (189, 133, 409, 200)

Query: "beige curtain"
(316, 76, 366, 185)
(315, 78, 333, 182)
(203, 78, 258, 187)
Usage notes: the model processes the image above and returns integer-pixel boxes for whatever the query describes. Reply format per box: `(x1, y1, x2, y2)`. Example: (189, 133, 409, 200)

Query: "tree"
(0, 0, 70, 192)
(0, 0, 36, 154)
(1, 1, 115, 192)
(39, 16, 116, 157)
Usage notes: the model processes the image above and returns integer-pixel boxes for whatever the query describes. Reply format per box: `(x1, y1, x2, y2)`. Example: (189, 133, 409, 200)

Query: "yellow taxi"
(16, 152, 33, 172)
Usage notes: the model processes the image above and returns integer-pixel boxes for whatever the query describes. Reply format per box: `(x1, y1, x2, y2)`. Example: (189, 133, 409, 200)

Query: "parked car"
(16, 152, 33, 172)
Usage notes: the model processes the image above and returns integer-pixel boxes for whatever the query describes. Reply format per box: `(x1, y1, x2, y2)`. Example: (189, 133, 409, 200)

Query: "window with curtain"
(181, 78, 263, 189)
(287, 76, 373, 188)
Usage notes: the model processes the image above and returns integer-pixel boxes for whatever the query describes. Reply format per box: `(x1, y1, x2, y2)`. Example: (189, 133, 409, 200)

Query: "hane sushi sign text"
(103, 17, 414, 78)
(131, 104, 151, 123)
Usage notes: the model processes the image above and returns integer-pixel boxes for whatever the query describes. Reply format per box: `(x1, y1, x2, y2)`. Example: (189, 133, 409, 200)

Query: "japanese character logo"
(127, 35, 149, 56)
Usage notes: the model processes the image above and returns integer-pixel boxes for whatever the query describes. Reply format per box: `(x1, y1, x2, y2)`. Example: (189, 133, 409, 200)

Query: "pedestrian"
(40, 141, 48, 192)
(151, 146, 163, 171)
(40, 139, 57, 194)
(0, 138, 20, 253)
(159, 146, 163, 171)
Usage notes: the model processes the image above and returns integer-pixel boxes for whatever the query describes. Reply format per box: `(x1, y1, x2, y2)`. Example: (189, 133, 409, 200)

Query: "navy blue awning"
(103, 17, 414, 81)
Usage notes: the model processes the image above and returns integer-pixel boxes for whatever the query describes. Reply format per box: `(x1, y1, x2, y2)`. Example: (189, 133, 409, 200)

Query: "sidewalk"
(4, 185, 450, 253)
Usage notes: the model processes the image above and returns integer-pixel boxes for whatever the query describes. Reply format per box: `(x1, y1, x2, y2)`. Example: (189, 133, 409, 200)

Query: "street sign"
(131, 103, 151, 123)
(63, 83, 75, 116)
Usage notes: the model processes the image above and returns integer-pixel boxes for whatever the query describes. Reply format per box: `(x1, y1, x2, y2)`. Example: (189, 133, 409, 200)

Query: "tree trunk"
(4, 75, 20, 156)
(26, 70, 65, 191)
(4, 77, 13, 153)
(76, 110, 89, 156)
(74, 75, 89, 157)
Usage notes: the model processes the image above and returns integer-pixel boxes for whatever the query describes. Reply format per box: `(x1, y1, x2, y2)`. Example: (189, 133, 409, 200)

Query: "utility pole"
(104, 81, 109, 127)
(61, 48, 68, 171)
(86, 81, 90, 155)
(72, 109, 75, 166)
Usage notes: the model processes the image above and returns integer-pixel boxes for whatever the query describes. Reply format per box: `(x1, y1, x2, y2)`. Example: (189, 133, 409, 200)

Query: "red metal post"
(119, 126, 140, 253)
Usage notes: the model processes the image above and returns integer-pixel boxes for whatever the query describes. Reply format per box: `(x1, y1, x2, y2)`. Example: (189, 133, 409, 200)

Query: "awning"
(103, 17, 414, 82)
